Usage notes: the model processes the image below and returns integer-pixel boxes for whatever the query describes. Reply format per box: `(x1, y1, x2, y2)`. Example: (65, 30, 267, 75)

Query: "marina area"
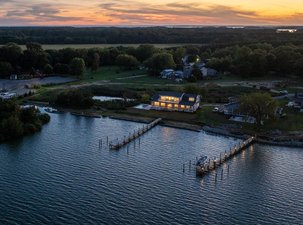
(0, 111, 302, 224)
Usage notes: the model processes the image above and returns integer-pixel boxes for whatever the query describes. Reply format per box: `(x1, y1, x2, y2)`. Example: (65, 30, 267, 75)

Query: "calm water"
(0, 111, 302, 225)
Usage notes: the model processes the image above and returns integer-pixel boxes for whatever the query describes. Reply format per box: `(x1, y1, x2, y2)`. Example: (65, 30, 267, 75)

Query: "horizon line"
(0, 25, 302, 28)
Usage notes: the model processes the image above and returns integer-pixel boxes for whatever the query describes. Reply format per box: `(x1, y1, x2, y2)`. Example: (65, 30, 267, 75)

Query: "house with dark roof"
(295, 92, 303, 108)
(151, 91, 200, 112)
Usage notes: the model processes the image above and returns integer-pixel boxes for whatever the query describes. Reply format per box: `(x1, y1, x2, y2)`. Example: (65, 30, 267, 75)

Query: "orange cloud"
(0, 0, 302, 26)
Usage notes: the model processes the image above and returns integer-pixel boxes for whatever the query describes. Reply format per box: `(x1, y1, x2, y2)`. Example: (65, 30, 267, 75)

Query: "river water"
(0, 111, 302, 225)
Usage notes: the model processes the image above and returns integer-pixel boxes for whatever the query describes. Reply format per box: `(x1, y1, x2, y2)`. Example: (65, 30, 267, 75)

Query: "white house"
(201, 67, 218, 77)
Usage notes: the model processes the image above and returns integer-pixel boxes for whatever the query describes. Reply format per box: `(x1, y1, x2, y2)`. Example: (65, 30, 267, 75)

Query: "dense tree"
(115, 54, 139, 69)
(0, 62, 13, 78)
(1, 27, 303, 46)
(55, 89, 94, 108)
(43, 64, 53, 75)
(54, 63, 70, 74)
(91, 53, 100, 71)
(144, 53, 175, 76)
(135, 45, 158, 62)
(0, 100, 50, 142)
(186, 46, 200, 55)
(240, 93, 278, 126)
(0, 43, 22, 67)
(248, 49, 268, 76)
(22, 42, 49, 69)
(173, 47, 186, 65)
(271, 45, 300, 74)
(206, 56, 232, 72)
(69, 58, 85, 76)
(192, 67, 203, 80)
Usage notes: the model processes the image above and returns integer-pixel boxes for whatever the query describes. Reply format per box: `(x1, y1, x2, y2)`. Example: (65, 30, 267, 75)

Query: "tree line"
(0, 100, 50, 142)
(0, 42, 303, 79)
(0, 27, 303, 45)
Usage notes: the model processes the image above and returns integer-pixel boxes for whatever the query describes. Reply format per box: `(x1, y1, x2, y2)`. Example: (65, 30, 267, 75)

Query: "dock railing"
(196, 136, 256, 176)
(108, 118, 162, 150)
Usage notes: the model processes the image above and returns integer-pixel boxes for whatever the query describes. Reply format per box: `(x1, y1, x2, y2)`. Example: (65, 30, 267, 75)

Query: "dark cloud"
(5, 3, 88, 23)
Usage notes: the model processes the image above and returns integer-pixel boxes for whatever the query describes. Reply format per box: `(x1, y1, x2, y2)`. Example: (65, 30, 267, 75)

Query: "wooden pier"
(196, 136, 256, 176)
(109, 118, 162, 150)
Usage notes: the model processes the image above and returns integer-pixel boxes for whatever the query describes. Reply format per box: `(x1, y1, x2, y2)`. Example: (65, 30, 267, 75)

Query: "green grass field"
(83, 66, 180, 86)
(1, 43, 198, 50)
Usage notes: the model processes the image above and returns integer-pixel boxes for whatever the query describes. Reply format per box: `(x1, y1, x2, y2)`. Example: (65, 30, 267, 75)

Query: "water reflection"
(0, 113, 302, 225)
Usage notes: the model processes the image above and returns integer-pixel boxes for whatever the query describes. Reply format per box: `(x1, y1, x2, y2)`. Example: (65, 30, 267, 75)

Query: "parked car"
(212, 107, 219, 112)
(279, 90, 288, 95)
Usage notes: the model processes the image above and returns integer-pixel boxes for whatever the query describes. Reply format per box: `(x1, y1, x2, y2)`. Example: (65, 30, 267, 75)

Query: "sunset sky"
(0, 0, 303, 26)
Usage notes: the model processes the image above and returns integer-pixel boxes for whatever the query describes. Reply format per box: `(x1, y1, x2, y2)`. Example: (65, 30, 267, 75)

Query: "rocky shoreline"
(202, 125, 303, 148)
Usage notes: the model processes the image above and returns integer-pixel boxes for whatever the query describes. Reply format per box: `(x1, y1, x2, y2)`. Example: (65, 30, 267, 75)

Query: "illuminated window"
(181, 105, 185, 109)
(186, 106, 190, 109)
(161, 103, 166, 107)
(167, 104, 172, 108)
(189, 97, 195, 102)
(154, 102, 159, 106)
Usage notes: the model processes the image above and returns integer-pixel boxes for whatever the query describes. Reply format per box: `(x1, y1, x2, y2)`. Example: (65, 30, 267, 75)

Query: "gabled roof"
(158, 91, 184, 98)
(179, 93, 199, 106)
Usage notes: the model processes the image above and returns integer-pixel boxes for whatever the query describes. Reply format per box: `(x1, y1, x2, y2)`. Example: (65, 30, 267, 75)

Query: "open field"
(82, 67, 181, 87)
(0, 43, 200, 50)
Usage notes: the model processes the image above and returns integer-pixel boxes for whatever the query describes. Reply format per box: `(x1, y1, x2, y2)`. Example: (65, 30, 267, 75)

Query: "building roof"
(158, 91, 184, 98)
(151, 92, 199, 106)
(179, 94, 199, 106)
(296, 93, 303, 99)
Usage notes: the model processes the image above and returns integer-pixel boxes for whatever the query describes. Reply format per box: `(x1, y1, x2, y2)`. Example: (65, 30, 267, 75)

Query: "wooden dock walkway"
(109, 118, 162, 150)
(196, 136, 256, 176)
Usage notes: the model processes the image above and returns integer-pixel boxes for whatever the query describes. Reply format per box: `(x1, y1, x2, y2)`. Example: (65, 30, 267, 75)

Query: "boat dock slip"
(109, 118, 162, 150)
(196, 136, 256, 176)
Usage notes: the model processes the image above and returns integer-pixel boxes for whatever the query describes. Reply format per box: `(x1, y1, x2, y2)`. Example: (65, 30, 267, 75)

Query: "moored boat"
(44, 107, 64, 114)
(196, 155, 207, 166)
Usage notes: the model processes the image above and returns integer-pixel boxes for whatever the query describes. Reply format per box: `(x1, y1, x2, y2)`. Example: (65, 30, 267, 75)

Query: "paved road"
(0, 76, 77, 96)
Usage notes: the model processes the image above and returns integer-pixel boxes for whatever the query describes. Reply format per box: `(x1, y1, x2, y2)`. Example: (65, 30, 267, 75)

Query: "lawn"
(82, 66, 181, 87)
(263, 108, 303, 132)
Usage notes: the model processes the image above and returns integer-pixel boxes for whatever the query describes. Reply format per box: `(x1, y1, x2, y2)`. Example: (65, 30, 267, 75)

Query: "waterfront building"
(151, 91, 200, 112)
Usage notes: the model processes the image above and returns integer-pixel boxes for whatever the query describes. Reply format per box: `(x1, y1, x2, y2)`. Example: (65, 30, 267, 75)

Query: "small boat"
(195, 156, 208, 176)
(196, 155, 208, 166)
(44, 107, 64, 114)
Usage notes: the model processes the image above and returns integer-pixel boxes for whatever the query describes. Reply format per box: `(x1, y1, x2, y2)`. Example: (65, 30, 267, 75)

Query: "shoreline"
(24, 100, 303, 148)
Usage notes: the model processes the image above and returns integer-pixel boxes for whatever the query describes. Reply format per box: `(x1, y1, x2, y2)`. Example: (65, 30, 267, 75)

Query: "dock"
(196, 136, 256, 176)
(109, 118, 162, 150)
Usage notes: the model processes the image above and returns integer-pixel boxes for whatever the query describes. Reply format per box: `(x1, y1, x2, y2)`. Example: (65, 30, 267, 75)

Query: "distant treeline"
(0, 100, 50, 142)
(1, 41, 303, 79)
(0, 27, 303, 46)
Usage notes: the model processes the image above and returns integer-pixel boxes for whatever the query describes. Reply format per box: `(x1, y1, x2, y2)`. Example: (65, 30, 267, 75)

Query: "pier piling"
(196, 136, 256, 177)
(109, 118, 162, 150)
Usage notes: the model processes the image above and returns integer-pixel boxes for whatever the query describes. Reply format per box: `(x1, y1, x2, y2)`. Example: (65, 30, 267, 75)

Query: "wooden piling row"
(196, 136, 256, 176)
(109, 118, 162, 150)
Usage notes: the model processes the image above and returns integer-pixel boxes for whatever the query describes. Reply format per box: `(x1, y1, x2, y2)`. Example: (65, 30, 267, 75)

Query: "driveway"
(0, 76, 77, 96)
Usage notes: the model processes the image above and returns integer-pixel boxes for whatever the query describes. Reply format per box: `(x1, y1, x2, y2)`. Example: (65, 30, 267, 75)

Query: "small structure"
(223, 102, 240, 115)
(10, 74, 18, 80)
(160, 69, 174, 79)
(0, 92, 17, 100)
(201, 67, 218, 78)
(182, 55, 201, 66)
(276, 29, 297, 33)
(151, 91, 200, 112)
(229, 115, 256, 124)
(160, 69, 185, 80)
(294, 92, 303, 109)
